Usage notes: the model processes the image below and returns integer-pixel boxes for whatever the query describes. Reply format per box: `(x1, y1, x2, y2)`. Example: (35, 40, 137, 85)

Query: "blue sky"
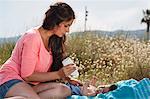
(0, 0, 150, 37)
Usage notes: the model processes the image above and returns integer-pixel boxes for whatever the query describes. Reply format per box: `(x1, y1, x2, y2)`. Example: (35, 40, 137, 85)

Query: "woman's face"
(53, 19, 74, 37)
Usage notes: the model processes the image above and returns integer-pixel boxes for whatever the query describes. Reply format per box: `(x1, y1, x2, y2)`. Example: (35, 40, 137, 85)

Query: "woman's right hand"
(58, 65, 76, 78)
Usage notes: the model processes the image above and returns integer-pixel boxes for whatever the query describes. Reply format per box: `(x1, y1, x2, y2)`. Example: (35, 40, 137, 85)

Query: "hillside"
(0, 36, 20, 44)
(71, 29, 146, 40)
(0, 29, 146, 44)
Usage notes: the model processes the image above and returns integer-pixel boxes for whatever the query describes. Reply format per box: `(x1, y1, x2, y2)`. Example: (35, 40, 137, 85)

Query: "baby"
(66, 76, 118, 96)
(62, 57, 117, 96)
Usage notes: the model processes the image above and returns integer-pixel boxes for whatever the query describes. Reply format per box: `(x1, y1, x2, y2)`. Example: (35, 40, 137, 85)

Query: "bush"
(66, 32, 150, 85)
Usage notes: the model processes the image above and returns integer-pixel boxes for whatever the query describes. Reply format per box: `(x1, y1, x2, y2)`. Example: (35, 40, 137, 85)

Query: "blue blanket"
(67, 78, 150, 99)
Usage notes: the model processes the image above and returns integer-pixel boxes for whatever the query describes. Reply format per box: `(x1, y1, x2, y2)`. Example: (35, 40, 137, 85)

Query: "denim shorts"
(66, 83, 82, 95)
(0, 79, 22, 98)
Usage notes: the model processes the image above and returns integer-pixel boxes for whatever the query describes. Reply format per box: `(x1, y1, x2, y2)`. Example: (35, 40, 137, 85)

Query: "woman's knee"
(5, 82, 40, 99)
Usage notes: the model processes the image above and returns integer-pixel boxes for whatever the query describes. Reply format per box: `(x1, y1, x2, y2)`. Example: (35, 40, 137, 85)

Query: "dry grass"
(0, 32, 150, 85)
(66, 32, 150, 85)
(0, 42, 15, 65)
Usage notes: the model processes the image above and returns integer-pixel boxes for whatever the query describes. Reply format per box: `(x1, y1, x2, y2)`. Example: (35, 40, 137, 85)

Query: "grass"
(0, 32, 149, 85)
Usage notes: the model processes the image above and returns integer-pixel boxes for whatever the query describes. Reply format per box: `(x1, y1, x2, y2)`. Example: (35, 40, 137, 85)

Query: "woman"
(0, 2, 76, 99)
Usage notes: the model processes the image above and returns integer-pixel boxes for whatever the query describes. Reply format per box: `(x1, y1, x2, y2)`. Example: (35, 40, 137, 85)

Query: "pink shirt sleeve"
(21, 33, 40, 78)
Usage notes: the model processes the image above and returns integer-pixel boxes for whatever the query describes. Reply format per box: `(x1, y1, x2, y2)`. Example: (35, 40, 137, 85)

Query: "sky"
(0, 0, 150, 37)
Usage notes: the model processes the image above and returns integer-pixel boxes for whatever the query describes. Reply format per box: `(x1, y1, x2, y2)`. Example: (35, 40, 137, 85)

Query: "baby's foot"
(81, 82, 97, 96)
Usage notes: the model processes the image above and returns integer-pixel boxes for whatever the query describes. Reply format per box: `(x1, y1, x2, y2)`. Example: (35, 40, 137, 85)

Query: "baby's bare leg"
(90, 76, 98, 86)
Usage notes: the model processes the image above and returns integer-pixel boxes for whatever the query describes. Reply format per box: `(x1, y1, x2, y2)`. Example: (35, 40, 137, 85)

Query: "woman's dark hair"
(48, 35, 66, 71)
(43, 2, 75, 71)
(42, 2, 75, 30)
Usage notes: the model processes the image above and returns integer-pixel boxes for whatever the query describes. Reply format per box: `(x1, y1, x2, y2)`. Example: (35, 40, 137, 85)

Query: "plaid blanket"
(67, 78, 150, 99)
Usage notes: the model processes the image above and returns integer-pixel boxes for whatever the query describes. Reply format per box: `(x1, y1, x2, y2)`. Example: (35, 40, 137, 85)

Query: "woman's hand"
(58, 65, 76, 78)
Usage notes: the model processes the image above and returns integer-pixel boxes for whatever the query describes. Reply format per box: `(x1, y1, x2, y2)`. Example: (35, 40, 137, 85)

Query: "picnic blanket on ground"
(67, 78, 150, 99)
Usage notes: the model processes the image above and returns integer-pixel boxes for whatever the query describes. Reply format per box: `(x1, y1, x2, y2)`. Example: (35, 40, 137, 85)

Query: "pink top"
(0, 28, 53, 85)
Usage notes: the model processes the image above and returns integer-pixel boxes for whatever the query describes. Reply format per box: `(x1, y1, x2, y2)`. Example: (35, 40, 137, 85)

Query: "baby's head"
(98, 84, 118, 94)
(109, 84, 118, 91)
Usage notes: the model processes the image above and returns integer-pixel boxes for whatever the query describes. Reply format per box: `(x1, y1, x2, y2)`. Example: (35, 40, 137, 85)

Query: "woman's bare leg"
(32, 82, 71, 99)
(5, 82, 40, 99)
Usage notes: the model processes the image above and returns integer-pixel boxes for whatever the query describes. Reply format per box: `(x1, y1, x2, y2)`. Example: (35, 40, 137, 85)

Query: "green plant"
(0, 42, 15, 65)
